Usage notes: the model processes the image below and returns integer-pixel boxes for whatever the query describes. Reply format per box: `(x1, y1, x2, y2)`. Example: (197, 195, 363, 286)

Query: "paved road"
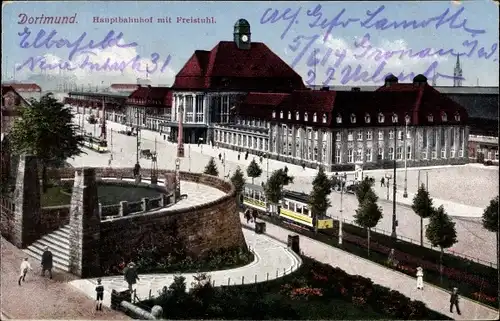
(242, 218, 499, 321)
(69, 227, 301, 308)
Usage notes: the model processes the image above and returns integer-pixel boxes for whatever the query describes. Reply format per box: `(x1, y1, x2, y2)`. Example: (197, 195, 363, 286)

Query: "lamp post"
(385, 173, 392, 200)
(403, 116, 410, 198)
(135, 108, 141, 166)
(223, 152, 226, 178)
(266, 153, 270, 181)
(175, 158, 181, 200)
(337, 172, 347, 245)
(391, 124, 398, 239)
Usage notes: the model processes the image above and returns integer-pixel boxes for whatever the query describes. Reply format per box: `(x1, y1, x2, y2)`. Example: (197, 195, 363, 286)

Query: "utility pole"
(391, 124, 398, 239)
(136, 108, 140, 165)
(338, 172, 347, 245)
(403, 117, 409, 198)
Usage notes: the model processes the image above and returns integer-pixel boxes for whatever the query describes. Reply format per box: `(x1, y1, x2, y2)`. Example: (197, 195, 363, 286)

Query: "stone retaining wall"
(40, 205, 70, 236)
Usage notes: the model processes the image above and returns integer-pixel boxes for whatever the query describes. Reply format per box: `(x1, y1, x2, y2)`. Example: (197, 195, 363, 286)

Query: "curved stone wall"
(46, 167, 246, 276)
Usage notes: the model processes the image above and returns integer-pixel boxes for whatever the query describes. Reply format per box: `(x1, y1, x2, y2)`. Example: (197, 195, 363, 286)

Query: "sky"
(2, 0, 499, 88)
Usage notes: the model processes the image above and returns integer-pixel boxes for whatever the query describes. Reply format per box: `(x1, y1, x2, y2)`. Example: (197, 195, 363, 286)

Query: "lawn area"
(40, 186, 71, 207)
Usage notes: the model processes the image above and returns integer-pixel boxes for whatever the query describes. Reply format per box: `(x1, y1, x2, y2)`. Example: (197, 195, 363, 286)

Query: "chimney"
(320, 86, 329, 91)
(351, 87, 361, 92)
(384, 74, 399, 87)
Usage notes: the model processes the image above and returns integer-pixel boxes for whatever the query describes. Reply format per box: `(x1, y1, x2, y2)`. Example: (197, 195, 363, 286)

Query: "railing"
(330, 215, 497, 268)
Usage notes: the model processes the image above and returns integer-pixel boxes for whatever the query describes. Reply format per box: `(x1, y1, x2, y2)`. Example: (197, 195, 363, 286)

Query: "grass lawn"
(40, 186, 71, 207)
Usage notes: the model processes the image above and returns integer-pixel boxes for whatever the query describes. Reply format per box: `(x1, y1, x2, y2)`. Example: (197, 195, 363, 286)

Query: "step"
(27, 243, 70, 267)
(36, 238, 71, 256)
(52, 229, 71, 241)
(60, 226, 71, 234)
(23, 248, 71, 272)
(42, 231, 71, 248)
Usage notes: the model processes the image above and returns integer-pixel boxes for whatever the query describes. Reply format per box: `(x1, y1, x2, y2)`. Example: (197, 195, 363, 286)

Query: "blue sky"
(2, 0, 499, 87)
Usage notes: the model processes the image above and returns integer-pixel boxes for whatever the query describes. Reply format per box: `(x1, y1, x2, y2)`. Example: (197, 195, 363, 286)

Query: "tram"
(242, 183, 334, 230)
(82, 134, 109, 153)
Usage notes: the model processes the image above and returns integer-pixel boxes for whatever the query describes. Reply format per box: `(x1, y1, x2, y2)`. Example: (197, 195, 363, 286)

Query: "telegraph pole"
(391, 124, 398, 239)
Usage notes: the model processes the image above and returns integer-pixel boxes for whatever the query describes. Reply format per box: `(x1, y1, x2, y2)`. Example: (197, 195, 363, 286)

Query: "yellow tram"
(83, 134, 109, 153)
(242, 183, 334, 230)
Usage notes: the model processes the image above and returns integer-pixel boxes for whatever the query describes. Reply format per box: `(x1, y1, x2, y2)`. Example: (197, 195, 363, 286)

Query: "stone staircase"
(23, 225, 71, 272)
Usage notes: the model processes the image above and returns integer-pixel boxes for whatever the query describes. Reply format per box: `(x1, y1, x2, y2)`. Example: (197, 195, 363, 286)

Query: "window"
(422, 150, 428, 160)
(348, 149, 354, 163)
(441, 148, 446, 158)
(365, 113, 371, 123)
(441, 112, 447, 122)
(378, 131, 384, 141)
(406, 146, 411, 160)
(336, 114, 342, 124)
(313, 112, 317, 122)
(280, 110, 283, 119)
(389, 130, 394, 140)
(272, 111, 276, 118)
(378, 148, 384, 160)
(396, 147, 403, 160)
(450, 148, 455, 158)
(459, 149, 464, 157)
(366, 130, 372, 140)
(432, 150, 437, 159)
(388, 147, 394, 160)
(454, 112, 460, 121)
(322, 113, 327, 123)
(378, 113, 385, 123)
(336, 132, 341, 142)
(357, 131, 363, 141)
(398, 130, 403, 140)
(350, 113, 356, 123)
(405, 114, 411, 125)
(392, 113, 398, 123)
(259, 138, 264, 150)
(238, 134, 242, 145)
(288, 111, 291, 120)
(253, 137, 258, 148)
(366, 148, 372, 162)
(347, 131, 353, 141)
(406, 130, 411, 139)
(185, 95, 194, 122)
(427, 113, 434, 122)
(355, 148, 363, 162)
(335, 149, 341, 163)
(304, 112, 308, 121)
(196, 95, 204, 122)
(296, 111, 300, 120)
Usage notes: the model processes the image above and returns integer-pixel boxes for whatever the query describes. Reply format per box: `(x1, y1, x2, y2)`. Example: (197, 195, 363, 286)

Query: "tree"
(246, 159, 262, 184)
(264, 169, 294, 205)
(355, 177, 376, 204)
(10, 93, 85, 192)
(309, 166, 332, 234)
(354, 198, 383, 256)
(411, 184, 434, 247)
(425, 205, 458, 284)
(88, 113, 98, 124)
(482, 196, 499, 268)
(203, 157, 219, 176)
(231, 166, 246, 207)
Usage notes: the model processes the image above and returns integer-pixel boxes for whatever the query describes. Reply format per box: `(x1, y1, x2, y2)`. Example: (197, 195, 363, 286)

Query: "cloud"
(14, 40, 176, 87)
(283, 34, 450, 86)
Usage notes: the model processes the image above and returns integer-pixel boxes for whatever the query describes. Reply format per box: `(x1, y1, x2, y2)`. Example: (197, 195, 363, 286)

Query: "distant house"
(1, 83, 42, 102)
(1, 85, 31, 135)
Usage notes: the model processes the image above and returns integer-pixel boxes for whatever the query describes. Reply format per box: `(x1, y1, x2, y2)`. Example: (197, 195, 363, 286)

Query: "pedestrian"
(123, 262, 140, 294)
(381, 177, 385, 187)
(244, 209, 251, 223)
(108, 158, 112, 167)
(252, 209, 258, 223)
(41, 246, 53, 279)
(416, 267, 424, 290)
(238, 153, 240, 161)
(302, 163, 306, 170)
(95, 278, 104, 311)
(259, 156, 263, 164)
(449, 287, 461, 315)
(18, 258, 33, 286)
(218, 153, 222, 161)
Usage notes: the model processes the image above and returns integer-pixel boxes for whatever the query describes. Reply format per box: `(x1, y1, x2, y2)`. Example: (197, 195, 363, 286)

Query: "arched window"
(365, 113, 371, 123)
(296, 111, 300, 120)
(304, 112, 308, 121)
(313, 112, 317, 122)
(427, 113, 434, 122)
(322, 113, 327, 123)
(378, 113, 385, 123)
(288, 111, 291, 120)
(336, 114, 342, 124)
(392, 113, 398, 123)
(441, 111, 447, 122)
(280, 110, 283, 119)
(350, 113, 356, 123)
(454, 112, 460, 121)
(272, 111, 276, 118)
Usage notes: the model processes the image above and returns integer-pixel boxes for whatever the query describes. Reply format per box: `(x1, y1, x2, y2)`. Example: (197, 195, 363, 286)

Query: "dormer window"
(441, 112, 447, 122)
(296, 111, 300, 120)
(405, 114, 411, 125)
(313, 112, 317, 122)
(350, 114, 356, 123)
(454, 112, 460, 121)
(280, 110, 283, 119)
(392, 113, 398, 123)
(336, 114, 342, 124)
(365, 113, 371, 123)
(272, 111, 276, 118)
(322, 113, 327, 123)
(304, 112, 308, 122)
(288, 111, 291, 120)
(378, 113, 385, 123)
(427, 113, 434, 122)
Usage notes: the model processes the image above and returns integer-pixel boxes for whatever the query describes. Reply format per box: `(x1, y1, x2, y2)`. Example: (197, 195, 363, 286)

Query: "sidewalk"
(0, 237, 130, 320)
(241, 218, 499, 320)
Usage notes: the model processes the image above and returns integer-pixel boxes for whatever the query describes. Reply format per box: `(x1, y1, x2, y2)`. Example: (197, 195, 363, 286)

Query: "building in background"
(1, 83, 41, 102)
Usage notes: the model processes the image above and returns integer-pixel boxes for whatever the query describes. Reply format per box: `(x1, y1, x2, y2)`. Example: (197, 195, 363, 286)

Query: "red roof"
(127, 86, 172, 107)
(173, 41, 306, 91)
(2, 83, 41, 92)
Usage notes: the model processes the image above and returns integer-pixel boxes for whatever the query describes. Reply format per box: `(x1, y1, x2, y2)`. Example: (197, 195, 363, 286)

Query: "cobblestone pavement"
(0, 237, 130, 320)
(240, 218, 499, 321)
(69, 227, 301, 309)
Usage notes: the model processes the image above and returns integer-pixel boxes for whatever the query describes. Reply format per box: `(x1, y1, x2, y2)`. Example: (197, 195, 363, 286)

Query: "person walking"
(18, 258, 33, 286)
(380, 177, 385, 187)
(449, 287, 461, 315)
(244, 209, 251, 223)
(95, 278, 104, 311)
(41, 246, 53, 279)
(123, 262, 140, 294)
(252, 209, 258, 223)
(416, 267, 424, 290)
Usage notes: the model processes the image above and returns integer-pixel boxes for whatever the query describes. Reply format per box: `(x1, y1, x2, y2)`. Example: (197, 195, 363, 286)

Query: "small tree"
(204, 157, 219, 176)
(231, 166, 246, 206)
(354, 196, 383, 256)
(88, 113, 98, 124)
(425, 205, 458, 284)
(355, 177, 375, 204)
(411, 184, 434, 247)
(482, 196, 499, 265)
(246, 159, 262, 184)
(309, 166, 332, 234)
(264, 169, 294, 211)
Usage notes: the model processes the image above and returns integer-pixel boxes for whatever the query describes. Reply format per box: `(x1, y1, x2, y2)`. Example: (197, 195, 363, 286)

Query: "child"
(95, 278, 104, 311)
(19, 258, 33, 286)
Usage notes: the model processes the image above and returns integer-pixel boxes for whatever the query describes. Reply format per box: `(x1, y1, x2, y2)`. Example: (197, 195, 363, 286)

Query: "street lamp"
(385, 173, 392, 200)
(403, 115, 410, 198)
(391, 124, 398, 239)
(336, 172, 347, 245)
(266, 153, 270, 181)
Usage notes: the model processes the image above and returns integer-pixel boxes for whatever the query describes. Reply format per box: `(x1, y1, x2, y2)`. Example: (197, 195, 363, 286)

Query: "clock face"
(241, 35, 249, 42)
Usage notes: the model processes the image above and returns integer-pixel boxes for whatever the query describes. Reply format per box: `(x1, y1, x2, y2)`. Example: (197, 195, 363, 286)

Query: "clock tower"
(234, 19, 251, 50)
